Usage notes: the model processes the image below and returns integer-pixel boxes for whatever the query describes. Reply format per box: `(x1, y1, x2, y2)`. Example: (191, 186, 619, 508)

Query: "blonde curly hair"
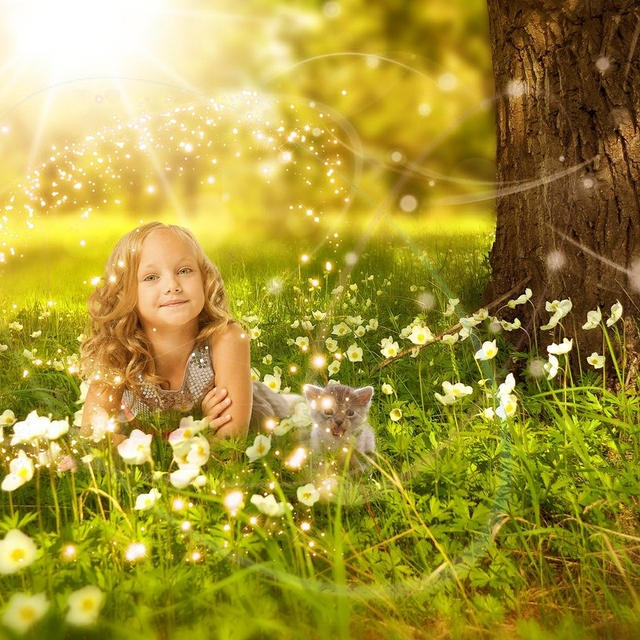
(80, 222, 234, 391)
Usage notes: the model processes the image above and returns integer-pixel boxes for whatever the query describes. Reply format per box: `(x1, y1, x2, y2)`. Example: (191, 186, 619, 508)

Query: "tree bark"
(485, 0, 640, 362)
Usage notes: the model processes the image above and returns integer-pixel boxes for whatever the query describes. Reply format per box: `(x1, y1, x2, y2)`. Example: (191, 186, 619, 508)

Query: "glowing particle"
(0, 125, 9, 134)
(223, 489, 244, 515)
(90, 277, 100, 286)
(417, 292, 435, 310)
(289, 364, 298, 373)
(125, 542, 147, 562)
(300, 254, 309, 263)
(171, 497, 186, 512)
(323, 2, 341, 19)
(504, 78, 527, 100)
(61, 544, 77, 561)
(390, 151, 403, 163)
(312, 355, 326, 369)
(595, 56, 610, 73)
(546, 250, 566, 272)
(582, 177, 595, 189)
(438, 73, 458, 91)
(180, 521, 192, 532)
(325, 261, 333, 271)
(146, 185, 156, 194)
(300, 521, 311, 531)
(79, 239, 86, 247)
(399, 195, 418, 212)
(418, 103, 432, 117)
(286, 447, 308, 469)
(345, 252, 357, 266)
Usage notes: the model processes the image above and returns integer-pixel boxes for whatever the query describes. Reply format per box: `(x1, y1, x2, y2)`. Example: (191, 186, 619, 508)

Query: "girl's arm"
(80, 382, 125, 438)
(205, 322, 252, 438)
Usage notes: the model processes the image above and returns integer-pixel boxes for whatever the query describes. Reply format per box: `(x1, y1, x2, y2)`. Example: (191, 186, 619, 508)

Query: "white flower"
(331, 322, 351, 336)
(389, 408, 403, 422)
(587, 352, 605, 369)
(367, 318, 379, 330)
(263, 373, 281, 393)
(500, 318, 521, 332)
(262, 354, 273, 365)
(325, 338, 338, 353)
(134, 488, 161, 511)
(444, 298, 459, 316)
(185, 435, 210, 467)
(45, 418, 69, 440)
(441, 333, 459, 346)
(497, 373, 516, 399)
(83, 407, 116, 443)
(117, 429, 152, 465)
(544, 354, 559, 380)
(496, 394, 518, 420)
(0, 530, 38, 574)
(10, 410, 51, 445)
(167, 416, 209, 449)
(250, 493, 291, 517)
(169, 465, 201, 489)
(474, 340, 498, 360)
(23, 349, 34, 361)
(2, 451, 35, 492)
(250, 326, 262, 340)
(295, 336, 309, 351)
(507, 288, 532, 308)
(380, 339, 400, 358)
(297, 483, 320, 506)
(541, 299, 572, 330)
(582, 308, 602, 330)
(66, 585, 105, 626)
(0, 344, 7, 351)
(1, 410, 16, 427)
(381, 383, 394, 395)
(301, 320, 314, 331)
(408, 325, 434, 345)
(435, 381, 472, 405)
(354, 325, 366, 338)
(2, 593, 48, 634)
(547, 338, 573, 355)
(245, 434, 271, 462)
(346, 315, 363, 326)
(606, 301, 622, 327)
(482, 407, 496, 420)
(8, 322, 23, 331)
(312, 310, 327, 321)
(460, 315, 482, 329)
(327, 360, 341, 376)
(346, 343, 363, 362)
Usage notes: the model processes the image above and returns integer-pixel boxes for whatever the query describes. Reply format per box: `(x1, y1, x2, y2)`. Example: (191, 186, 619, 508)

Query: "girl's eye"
(143, 274, 157, 282)
(179, 267, 193, 275)
(346, 409, 355, 417)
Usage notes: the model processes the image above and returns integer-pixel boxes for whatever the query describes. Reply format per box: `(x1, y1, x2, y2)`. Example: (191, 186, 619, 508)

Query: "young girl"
(80, 221, 293, 439)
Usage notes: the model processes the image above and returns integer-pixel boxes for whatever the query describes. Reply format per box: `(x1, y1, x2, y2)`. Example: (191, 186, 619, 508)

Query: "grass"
(0, 209, 639, 639)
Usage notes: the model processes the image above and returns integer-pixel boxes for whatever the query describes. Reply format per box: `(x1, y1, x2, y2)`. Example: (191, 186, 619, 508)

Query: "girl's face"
(135, 229, 205, 335)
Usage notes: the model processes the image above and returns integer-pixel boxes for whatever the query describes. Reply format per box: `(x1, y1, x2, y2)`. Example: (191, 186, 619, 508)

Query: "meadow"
(0, 211, 639, 639)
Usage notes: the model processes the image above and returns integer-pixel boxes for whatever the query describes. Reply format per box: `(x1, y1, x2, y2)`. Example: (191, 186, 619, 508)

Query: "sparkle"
(399, 194, 417, 212)
(546, 250, 566, 272)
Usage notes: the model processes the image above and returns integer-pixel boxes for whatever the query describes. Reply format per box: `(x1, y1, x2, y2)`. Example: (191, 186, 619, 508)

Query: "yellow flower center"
(10, 548, 26, 563)
(19, 605, 36, 622)
(81, 597, 95, 612)
(18, 468, 29, 479)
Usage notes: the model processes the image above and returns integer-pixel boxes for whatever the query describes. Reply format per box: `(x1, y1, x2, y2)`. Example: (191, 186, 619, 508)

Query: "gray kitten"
(303, 383, 375, 472)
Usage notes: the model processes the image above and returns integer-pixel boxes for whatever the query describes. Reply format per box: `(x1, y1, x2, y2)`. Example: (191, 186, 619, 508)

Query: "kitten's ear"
(353, 386, 374, 406)
(303, 384, 325, 403)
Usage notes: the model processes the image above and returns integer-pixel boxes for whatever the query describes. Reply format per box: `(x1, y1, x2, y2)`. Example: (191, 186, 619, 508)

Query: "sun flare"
(7, 0, 164, 74)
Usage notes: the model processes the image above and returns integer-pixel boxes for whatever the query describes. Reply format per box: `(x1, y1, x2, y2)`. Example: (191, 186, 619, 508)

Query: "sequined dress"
(121, 342, 292, 430)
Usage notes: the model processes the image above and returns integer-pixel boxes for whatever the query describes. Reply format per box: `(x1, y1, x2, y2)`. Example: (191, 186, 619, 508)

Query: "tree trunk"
(485, 0, 640, 364)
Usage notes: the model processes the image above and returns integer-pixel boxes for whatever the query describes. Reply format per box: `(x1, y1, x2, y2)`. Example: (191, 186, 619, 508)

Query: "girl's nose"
(164, 277, 181, 293)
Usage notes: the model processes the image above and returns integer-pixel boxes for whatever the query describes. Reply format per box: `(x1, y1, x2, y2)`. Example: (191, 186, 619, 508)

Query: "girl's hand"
(201, 387, 232, 433)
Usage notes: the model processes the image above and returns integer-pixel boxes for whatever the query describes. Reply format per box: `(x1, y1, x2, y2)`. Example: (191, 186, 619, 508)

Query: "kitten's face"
(304, 384, 373, 438)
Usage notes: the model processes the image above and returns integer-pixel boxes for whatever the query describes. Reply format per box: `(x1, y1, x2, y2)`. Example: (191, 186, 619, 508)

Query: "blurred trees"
(0, 0, 494, 221)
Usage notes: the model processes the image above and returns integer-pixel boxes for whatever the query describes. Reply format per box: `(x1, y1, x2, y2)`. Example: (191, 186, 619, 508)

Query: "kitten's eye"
(346, 409, 355, 417)
(323, 408, 334, 416)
